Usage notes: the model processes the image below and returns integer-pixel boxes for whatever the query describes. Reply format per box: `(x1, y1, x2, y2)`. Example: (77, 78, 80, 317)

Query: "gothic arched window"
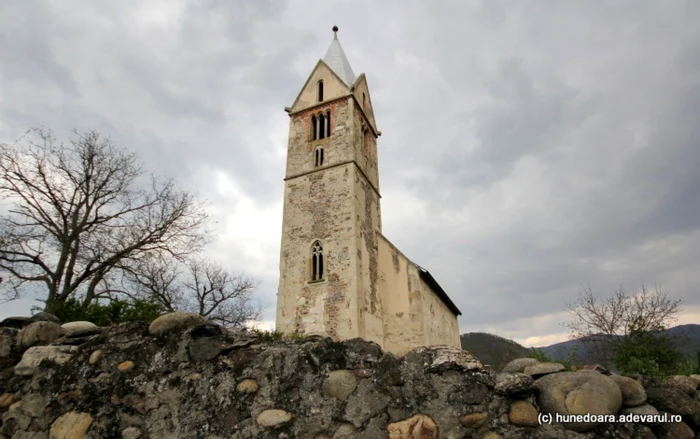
(318, 80, 324, 102)
(318, 113, 326, 139)
(314, 146, 324, 167)
(311, 241, 324, 281)
(311, 115, 317, 141)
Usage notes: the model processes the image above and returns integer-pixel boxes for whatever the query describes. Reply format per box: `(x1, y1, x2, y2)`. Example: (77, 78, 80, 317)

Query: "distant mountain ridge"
(459, 332, 530, 371)
(460, 324, 700, 371)
(537, 323, 700, 362)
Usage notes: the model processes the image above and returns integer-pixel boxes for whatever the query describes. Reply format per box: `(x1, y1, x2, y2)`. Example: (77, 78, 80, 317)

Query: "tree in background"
(0, 128, 260, 325)
(564, 283, 683, 372)
(120, 254, 261, 327)
(613, 318, 685, 377)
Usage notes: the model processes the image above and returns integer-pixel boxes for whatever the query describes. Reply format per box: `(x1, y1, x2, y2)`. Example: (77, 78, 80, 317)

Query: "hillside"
(538, 324, 700, 363)
(461, 324, 700, 371)
(459, 332, 530, 371)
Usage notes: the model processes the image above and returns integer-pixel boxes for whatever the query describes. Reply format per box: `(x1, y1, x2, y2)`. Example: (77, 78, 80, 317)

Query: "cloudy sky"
(1, 0, 699, 347)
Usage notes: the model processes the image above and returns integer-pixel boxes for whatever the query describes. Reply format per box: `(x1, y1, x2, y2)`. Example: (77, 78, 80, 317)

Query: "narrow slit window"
(326, 110, 331, 137)
(311, 241, 324, 281)
(314, 147, 324, 167)
(311, 115, 317, 141)
(318, 81, 324, 102)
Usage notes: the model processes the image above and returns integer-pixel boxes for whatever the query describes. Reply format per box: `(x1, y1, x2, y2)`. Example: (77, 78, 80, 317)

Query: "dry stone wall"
(0, 312, 699, 439)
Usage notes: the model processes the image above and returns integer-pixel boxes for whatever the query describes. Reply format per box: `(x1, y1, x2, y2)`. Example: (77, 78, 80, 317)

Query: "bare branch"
(0, 128, 210, 308)
(563, 283, 682, 367)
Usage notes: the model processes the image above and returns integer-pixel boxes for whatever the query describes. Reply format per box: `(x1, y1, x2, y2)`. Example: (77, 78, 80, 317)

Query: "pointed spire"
(323, 26, 356, 86)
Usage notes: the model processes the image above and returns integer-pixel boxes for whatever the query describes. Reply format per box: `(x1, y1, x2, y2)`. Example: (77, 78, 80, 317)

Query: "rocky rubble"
(0, 312, 698, 438)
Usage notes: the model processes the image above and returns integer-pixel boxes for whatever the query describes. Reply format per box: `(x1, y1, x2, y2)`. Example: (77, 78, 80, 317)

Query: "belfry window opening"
(314, 147, 324, 167)
(311, 110, 331, 141)
(318, 80, 324, 102)
(318, 113, 326, 139)
(311, 241, 324, 281)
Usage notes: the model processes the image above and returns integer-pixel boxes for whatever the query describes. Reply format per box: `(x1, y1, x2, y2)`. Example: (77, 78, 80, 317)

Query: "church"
(276, 27, 461, 355)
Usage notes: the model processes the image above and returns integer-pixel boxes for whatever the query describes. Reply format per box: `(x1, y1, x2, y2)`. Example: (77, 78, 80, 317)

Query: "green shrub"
(44, 297, 164, 326)
(527, 348, 551, 363)
(613, 326, 684, 378)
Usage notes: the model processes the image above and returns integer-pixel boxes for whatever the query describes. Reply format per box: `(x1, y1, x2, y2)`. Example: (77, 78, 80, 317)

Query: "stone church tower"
(276, 27, 461, 355)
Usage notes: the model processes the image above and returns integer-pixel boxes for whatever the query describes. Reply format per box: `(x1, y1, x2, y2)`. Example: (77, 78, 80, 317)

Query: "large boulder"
(16, 321, 64, 349)
(620, 404, 659, 416)
(501, 357, 538, 373)
(524, 362, 565, 377)
(0, 317, 31, 329)
(535, 370, 623, 432)
(646, 387, 700, 428)
(148, 312, 204, 336)
(424, 345, 485, 373)
(609, 374, 647, 407)
(664, 375, 698, 396)
(322, 370, 358, 400)
(14, 345, 78, 376)
(61, 321, 97, 334)
(493, 372, 534, 396)
(28, 312, 59, 324)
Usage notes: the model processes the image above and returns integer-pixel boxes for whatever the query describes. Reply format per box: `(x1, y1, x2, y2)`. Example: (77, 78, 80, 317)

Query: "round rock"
(148, 312, 204, 336)
(665, 375, 698, 395)
(0, 316, 31, 329)
(387, 414, 438, 438)
(501, 357, 539, 373)
(509, 400, 539, 427)
(458, 412, 488, 428)
(494, 372, 534, 396)
(609, 374, 646, 407)
(256, 409, 292, 428)
(535, 370, 623, 432)
(524, 362, 565, 377)
(29, 312, 60, 324)
(61, 321, 97, 333)
(16, 321, 64, 349)
(620, 404, 659, 416)
(322, 370, 358, 400)
(50, 411, 93, 439)
(237, 378, 259, 394)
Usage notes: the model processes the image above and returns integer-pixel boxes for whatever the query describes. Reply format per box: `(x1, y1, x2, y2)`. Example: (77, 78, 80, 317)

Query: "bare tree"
(122, 254, 261, 327)
(564, 283, 682, 368)
(0, 128, 209, 309)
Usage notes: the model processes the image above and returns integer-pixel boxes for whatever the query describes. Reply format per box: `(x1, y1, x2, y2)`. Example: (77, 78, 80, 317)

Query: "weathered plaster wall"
(351, 96, 380, 193)
(284, 98, 353, 178)
(290, 61, 350, 113)
(353, 168, 383, 345)
(278, 64, 459, 355)
(416, 275, 461, 349)
(378, 234, 461, 356)
(276, 162, 359, 339)
(351, 75, 378, 133)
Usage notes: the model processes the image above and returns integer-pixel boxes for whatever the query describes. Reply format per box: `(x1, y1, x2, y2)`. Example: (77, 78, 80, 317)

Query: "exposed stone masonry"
(1, 312, 699, 438)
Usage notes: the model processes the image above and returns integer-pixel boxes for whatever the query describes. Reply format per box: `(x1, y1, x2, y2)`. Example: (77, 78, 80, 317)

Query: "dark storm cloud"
(1, 0, 699, 342)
